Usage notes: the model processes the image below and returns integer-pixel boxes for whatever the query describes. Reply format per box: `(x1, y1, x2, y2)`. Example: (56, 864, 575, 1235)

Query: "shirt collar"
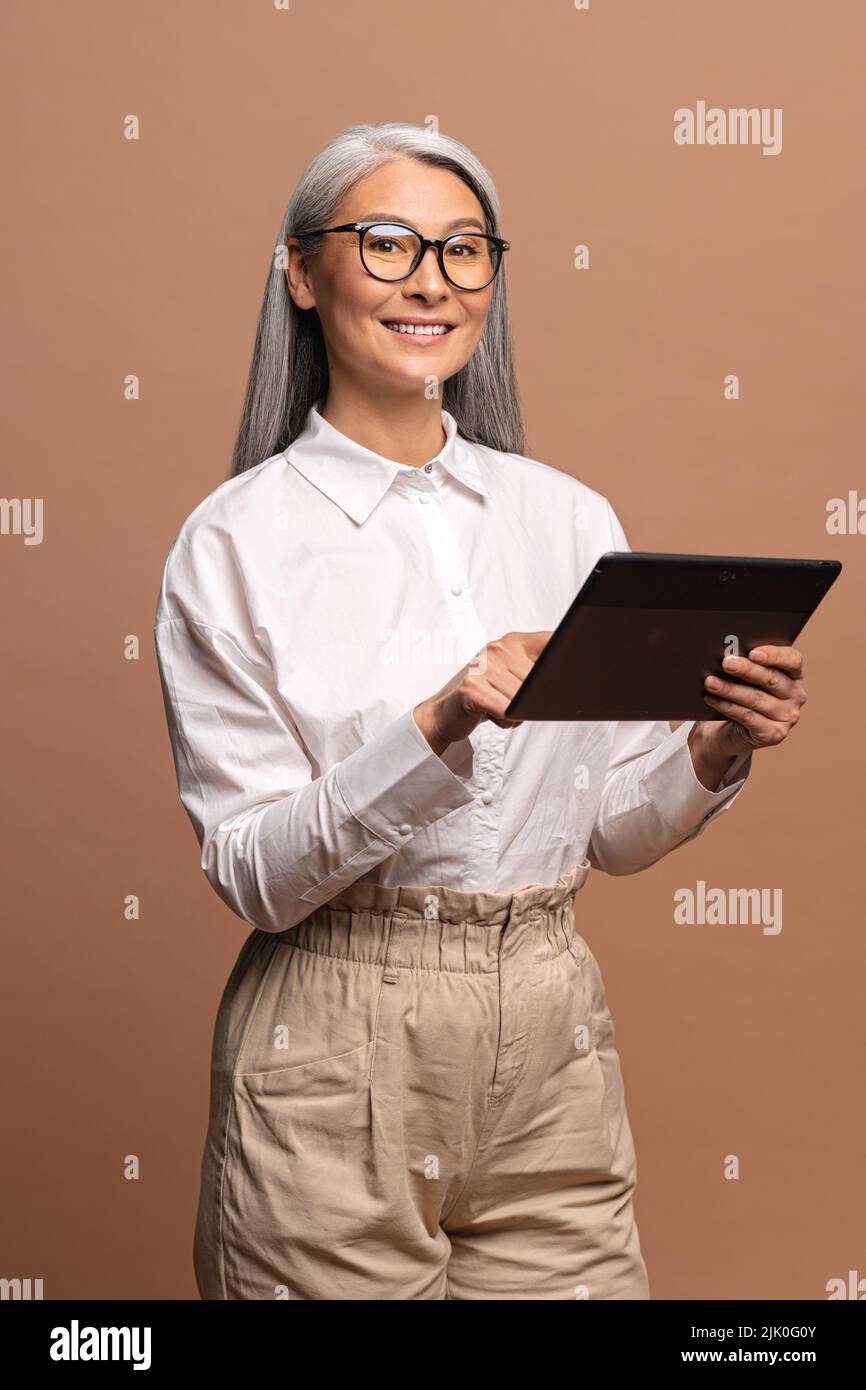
(283, 402, 491, 524)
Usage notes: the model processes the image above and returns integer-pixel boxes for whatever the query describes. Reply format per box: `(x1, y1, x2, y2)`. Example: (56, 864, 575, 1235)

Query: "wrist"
(413, 700, 451, 758)
(687, 721, 738, 791)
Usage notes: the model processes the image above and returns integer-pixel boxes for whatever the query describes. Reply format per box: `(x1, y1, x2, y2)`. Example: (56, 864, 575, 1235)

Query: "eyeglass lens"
(361, 223, 502, 289)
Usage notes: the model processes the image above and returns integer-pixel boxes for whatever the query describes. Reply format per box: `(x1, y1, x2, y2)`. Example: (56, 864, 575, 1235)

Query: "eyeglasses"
(301, 220, 510, 291)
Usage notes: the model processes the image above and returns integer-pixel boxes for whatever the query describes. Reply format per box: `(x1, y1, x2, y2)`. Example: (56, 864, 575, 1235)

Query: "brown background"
(1, 0, 863, 1299)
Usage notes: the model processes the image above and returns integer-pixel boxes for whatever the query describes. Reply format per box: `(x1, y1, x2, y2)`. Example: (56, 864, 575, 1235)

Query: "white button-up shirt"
(154, 404, 752, 933)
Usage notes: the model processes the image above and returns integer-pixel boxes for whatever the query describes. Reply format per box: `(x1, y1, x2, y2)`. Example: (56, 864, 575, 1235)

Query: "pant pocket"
(223, 1043, 375, 1299)
(573, 938, 617, 1040)
(561, 942, 620, 1170)
(234, 939, 380, 1079)
(204, 935, 382, 1300)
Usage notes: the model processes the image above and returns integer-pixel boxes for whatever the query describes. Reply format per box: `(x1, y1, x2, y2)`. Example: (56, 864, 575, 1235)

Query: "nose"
(402, 243, 451, 297)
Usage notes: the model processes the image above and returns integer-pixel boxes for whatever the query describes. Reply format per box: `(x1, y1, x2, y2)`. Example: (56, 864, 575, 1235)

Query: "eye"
(364, 224, 415, 256)
(367, 236, 407, 254)
(445, 236, 483, 259)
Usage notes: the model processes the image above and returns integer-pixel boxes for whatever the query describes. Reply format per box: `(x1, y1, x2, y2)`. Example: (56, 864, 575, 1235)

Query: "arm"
(587, 715, 751, 875)
(153, 615, 476, 933)
(584, 497, 753, 876)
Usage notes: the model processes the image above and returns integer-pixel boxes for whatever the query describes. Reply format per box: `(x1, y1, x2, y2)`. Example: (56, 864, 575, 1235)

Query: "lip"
(379, 318, 457, 345)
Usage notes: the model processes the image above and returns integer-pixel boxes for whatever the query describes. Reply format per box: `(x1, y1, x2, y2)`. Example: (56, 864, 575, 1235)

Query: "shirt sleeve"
(585, 498, 753, 876)
(153, 614, 476, 933)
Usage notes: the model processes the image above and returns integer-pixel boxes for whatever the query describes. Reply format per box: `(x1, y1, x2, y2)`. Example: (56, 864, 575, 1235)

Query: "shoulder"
(472, 438, 623, 537)
(154, 451, 289, 628)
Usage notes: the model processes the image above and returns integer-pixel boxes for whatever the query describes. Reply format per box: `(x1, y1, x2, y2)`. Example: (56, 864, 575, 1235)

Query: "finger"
(709, 659, 796, 703)
(519, 630, 554, 659)
(745, 644, 805, 679)
(702, 693, 786, 743)
(703, 677, 800, 723)
(484, 666, 525, 708)
(503, 650, 538, 684)
(489, 635, 552, 686)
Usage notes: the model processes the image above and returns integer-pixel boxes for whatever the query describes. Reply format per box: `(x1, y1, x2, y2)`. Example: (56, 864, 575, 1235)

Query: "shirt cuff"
(642, 719, 752, 839)
(334, 707, 476, 849)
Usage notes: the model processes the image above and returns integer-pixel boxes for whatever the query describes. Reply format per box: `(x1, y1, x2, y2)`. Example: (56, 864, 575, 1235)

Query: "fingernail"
(705, 675, 722, 689)
(722, 656, 741, 669)
(750, 648, 767, 661)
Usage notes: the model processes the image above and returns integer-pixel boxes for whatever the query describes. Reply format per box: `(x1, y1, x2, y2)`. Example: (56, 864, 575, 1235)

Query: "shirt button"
(451, 582, 463, 596)
(424, 462, 434, 473)
(419, 494, 430, 504)
(398, 823, 412, 835)
(480, 791, 494, 806)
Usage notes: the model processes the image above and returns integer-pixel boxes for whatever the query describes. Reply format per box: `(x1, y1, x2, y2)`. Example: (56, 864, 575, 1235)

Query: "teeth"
(384, 322, 450, 335)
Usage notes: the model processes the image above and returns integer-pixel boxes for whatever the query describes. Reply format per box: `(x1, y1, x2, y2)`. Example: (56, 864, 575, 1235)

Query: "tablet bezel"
(504, 551, 841, 722)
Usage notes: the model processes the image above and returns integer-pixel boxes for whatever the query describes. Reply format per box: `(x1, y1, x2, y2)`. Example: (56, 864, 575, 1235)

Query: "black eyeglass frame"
(300, 220, 511, 291)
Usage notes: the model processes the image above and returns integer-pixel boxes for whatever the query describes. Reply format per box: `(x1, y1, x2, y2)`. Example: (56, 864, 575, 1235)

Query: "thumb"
(524, 629, 554, 657)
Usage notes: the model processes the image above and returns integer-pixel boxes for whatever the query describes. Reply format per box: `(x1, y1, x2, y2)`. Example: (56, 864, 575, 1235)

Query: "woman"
(154, 122, 807, 1301)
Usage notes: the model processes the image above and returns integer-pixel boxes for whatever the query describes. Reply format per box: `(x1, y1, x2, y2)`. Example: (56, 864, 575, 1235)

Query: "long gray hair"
(229, 122, 525, 477)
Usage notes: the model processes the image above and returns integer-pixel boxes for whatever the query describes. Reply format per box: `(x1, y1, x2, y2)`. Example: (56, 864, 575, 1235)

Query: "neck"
(319, 384, 446, 468)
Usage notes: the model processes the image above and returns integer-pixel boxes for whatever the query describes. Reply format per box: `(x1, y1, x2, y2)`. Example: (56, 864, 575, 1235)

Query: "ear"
(283, 239, 316, 310)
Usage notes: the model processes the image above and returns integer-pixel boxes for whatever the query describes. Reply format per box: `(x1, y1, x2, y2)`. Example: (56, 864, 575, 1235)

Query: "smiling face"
(285, 158, 496, 400)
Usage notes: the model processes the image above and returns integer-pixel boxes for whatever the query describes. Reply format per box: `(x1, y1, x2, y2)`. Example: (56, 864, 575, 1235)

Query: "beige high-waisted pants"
(193, 857, 650, 1300)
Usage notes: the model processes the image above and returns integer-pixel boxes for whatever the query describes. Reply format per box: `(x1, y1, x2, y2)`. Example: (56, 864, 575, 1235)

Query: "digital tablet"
(504, 552, 842, 722)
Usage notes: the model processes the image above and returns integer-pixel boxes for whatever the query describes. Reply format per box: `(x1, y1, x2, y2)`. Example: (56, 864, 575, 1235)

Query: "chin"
(384, 359, 449, 386)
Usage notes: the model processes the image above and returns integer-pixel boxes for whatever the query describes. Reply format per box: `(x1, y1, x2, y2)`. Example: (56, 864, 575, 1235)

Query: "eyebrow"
(356, 211, 487, 233)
